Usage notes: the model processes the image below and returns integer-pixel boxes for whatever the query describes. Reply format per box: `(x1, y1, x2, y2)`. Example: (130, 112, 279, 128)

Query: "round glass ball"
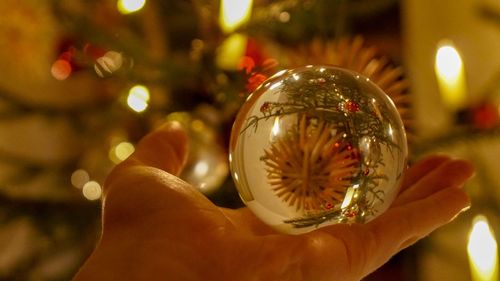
(229, 65, 408, 234)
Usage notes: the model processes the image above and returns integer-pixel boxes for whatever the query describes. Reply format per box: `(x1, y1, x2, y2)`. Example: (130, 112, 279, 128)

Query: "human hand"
(73, 123, 474, 281)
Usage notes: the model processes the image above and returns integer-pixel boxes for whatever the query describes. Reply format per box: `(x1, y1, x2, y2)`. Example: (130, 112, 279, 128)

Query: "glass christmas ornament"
(166, 109, 229, 195)
(229, 65, 408, 234)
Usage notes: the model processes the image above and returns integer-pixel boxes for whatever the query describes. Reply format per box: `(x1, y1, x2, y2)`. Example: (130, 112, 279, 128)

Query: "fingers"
(316, 155, 473, 278)
(104, 122, 188, 191)
(101, 123, 221, 228)
(393, 158, 474, 207)
(129, 121, 188, 176)
(399, 155, 451, 192)
(361, 187, 470, 276)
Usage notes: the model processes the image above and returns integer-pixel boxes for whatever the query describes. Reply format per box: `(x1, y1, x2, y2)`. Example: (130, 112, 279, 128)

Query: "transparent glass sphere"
(229, 65, 408, 234)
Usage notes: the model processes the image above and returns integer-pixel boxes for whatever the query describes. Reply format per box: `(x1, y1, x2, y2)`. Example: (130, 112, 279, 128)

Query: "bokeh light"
(126, 85, 150, 113)
(467, 215, 498, 280)
(51, 59, 72, 80)
(71, 169, 90, 189)
(109, 141, 135, 164)
(95, 51, 123, 77)
(435, 44, 463, 82)
(117, 0, 146, 14)
(82, 181, 102, 201)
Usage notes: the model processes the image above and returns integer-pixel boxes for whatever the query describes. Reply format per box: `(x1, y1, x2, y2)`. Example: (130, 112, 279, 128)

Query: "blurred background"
(0, 0, 499, 280)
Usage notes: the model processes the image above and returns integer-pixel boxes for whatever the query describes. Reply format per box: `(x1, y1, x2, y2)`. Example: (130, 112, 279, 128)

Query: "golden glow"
(191, 119, 205, 132)
(467, 215, 499, 281)
(194, 161, 209, 177)
(127, 85, 150, 113)
(117, 0, 146, 14)
(216, 33, 247, 70)
(82, 181, 102, 201)
(436, 45, 462, 80)
(71, 169, 89, 189)
(95, 51, 123, 77)
(166, 111, 191, 124)
(219, 0, 253, 33)
(109, 141, 135, 164)
(279, 11, 290, 22)
(435, 40, 467, 110)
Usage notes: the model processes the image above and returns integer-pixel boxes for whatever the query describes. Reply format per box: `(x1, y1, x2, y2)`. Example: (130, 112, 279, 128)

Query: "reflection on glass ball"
(229, 65, 408, 234)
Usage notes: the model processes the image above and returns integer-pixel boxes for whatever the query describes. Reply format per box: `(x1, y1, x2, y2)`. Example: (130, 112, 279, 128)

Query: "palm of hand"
(73, 123, 473, 281)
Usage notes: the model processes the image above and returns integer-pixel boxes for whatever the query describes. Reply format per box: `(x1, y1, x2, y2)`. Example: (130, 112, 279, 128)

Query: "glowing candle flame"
(219, 0, 253, 33)
(117, 0, 146, 14)
(434, 40, 467, 110)
(467, 215, 499, 281)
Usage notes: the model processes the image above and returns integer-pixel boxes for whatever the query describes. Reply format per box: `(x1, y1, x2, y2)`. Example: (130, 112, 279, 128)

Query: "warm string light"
(435, 40, 468, 111)
(467, 215, 499, 281)
(117, 0, 146, 14)
(126, 84, 150, 113)
(71, 169, 90, 189)
(82, 181, 102, 201)
(70, 169, 102, 201)
(109, 141, 135, 164)
(95, 51, 124, 77)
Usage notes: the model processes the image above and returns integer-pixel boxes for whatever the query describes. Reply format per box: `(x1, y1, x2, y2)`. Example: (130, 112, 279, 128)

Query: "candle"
(216, 0, 253, 70)
(219, 0, 253, 34)
(467, 215, 499, 281)
(434, 40, 467, 111)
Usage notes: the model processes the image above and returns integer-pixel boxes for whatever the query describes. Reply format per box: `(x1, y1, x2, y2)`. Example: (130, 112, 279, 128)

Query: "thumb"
(104, 121, 188, 193)
(101, 122, 192, 226)
(128, 121, 188, 176)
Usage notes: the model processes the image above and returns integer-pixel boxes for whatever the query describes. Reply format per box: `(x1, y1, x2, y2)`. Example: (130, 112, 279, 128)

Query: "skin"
(73, 122, 474, 281)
